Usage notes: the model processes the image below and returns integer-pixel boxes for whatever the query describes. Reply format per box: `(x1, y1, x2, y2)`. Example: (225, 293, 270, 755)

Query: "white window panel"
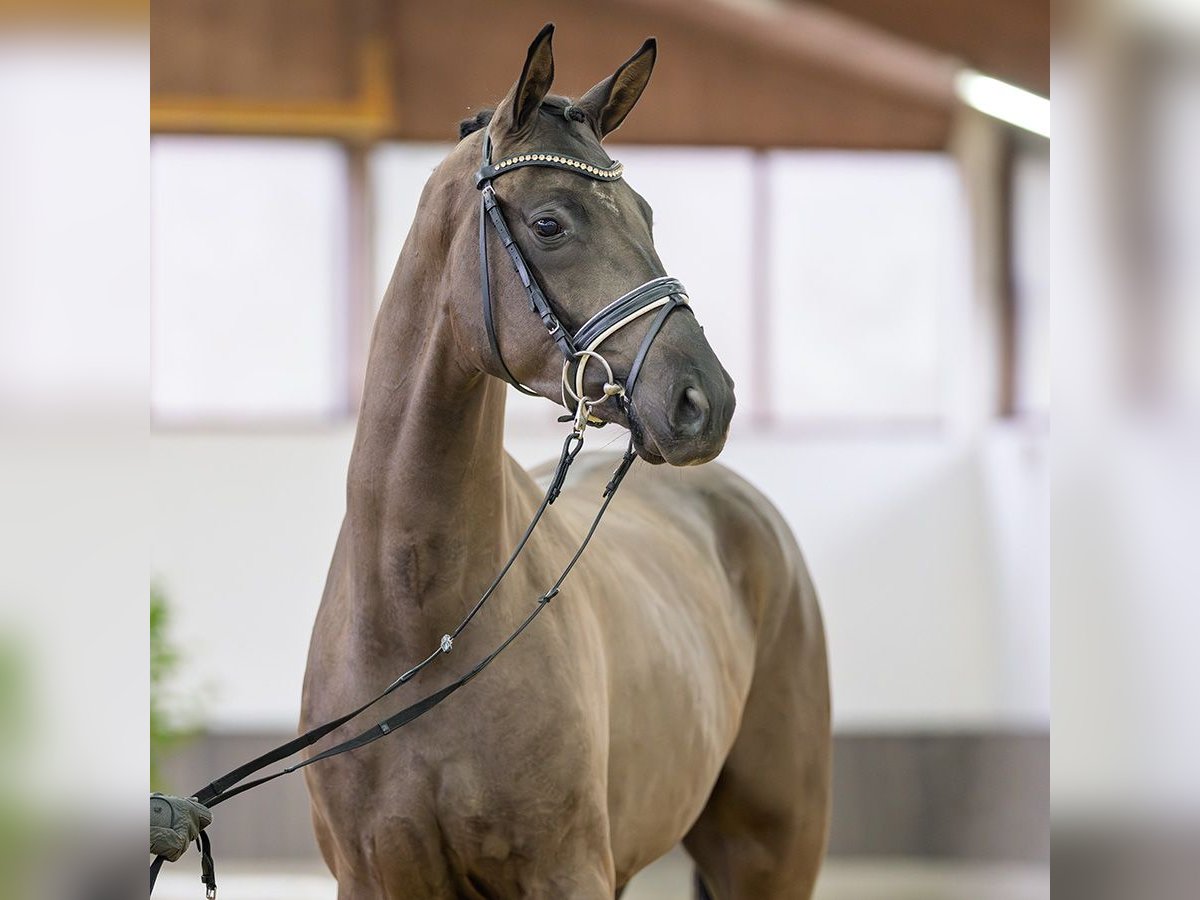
(0, 36, 147, 412)
(767, 152, 968, 421)
(1013, 151, 1051, 417)
(613, 147, 757, 419)
(152, 136, 347, 422)
(370, 142, 454, 308)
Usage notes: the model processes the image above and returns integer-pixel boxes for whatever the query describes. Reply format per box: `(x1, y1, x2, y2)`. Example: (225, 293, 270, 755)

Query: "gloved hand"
(150, 793, 213, 861)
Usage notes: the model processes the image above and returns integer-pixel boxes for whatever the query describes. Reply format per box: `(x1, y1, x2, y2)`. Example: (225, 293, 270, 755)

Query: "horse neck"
(345, 213, 513, 648)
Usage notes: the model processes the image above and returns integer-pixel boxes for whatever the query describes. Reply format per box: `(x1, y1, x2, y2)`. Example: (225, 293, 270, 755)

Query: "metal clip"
(573, 399, 591, 435)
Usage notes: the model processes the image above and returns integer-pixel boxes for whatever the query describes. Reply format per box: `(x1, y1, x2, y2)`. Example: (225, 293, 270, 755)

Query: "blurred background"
(141, 1, 1050, 897)
(135, 1, 1054, 897)
(16, 0, 1200, 896)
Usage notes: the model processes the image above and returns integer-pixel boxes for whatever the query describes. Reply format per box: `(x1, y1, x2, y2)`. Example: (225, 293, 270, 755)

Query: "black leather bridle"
(150, 128, 694, 900)
(475, 129, 691, 422)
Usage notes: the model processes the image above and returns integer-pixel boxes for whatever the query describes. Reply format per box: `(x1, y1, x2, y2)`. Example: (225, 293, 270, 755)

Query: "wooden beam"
(151, 0, 965, 148)
(807, 0, 1050, 96)
(637, 0, 960, 109)
(387, 0, 957, 149)
(343, 144, 372, 415)
(151, 34, 393, 140)
(949, 106, 1010, 426)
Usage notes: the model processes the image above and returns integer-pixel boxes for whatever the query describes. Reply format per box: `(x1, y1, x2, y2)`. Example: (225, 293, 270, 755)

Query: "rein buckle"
(572, 399, 591, 435)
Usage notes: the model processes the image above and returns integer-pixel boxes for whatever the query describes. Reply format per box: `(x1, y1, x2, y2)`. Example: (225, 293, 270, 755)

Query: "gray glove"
(150, 792, 213, 861)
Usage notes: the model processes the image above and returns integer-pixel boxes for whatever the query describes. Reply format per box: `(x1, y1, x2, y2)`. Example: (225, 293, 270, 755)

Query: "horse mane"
(457, 97, 589, 141)
(458, 110, 494, 140)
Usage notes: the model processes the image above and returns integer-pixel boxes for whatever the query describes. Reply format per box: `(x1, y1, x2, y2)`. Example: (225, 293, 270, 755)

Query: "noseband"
(475, 132, 691, 422)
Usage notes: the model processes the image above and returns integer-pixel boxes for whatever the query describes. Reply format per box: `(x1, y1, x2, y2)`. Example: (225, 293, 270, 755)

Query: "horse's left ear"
(578, 38, 657, 138)
(500, 23, 556, 134)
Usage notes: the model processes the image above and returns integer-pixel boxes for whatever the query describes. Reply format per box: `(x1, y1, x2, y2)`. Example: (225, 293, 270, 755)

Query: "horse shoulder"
(645, 461, 813, 635)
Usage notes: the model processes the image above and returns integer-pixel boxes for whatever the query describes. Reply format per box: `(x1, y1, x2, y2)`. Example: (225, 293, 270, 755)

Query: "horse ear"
(578, 38, 657, 138)
(501, 23, 555, 133)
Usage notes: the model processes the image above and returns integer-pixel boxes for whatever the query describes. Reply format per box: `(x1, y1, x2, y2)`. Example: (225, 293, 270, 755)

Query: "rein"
(151, 127, 691, 898)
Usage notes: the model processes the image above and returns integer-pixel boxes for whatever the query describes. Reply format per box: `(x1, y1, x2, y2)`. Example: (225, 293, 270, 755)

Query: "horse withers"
(301, 24, 830, 899)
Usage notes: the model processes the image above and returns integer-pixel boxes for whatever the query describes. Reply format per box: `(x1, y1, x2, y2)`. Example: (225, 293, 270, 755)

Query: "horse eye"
(533, 218, 562, 238)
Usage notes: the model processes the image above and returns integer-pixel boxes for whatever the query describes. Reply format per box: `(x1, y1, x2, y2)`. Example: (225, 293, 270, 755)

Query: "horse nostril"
(671, 385, 711, 437)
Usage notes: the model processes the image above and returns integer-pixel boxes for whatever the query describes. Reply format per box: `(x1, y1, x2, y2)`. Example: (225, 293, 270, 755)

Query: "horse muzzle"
(632, 368, 735, 466)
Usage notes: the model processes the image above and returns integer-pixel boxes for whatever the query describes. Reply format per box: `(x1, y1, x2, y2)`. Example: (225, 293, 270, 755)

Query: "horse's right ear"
(498, 23, 555, 134)
(578, 38, 657, 138)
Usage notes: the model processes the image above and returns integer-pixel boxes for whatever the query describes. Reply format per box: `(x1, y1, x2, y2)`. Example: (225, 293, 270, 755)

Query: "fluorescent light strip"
(955, 69, 1050, 138)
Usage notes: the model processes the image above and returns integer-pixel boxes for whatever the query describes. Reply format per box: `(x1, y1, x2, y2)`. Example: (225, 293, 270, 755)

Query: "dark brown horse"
(301, 25, 830, 899)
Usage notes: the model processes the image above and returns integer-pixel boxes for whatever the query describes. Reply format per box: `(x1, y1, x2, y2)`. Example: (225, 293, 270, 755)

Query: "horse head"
(450, 24, 736, 466)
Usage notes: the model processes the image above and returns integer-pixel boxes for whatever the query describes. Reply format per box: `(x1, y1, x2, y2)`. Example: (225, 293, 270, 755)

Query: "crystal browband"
(476, 153, 624, 186)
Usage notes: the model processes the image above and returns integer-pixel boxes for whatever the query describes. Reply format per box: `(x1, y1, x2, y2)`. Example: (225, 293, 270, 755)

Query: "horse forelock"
(458, 109, 493, 140)
(457, 95, 601, 146)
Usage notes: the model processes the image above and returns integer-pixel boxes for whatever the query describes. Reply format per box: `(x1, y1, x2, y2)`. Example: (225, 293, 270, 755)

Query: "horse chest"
(360, 673, 610, 889)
